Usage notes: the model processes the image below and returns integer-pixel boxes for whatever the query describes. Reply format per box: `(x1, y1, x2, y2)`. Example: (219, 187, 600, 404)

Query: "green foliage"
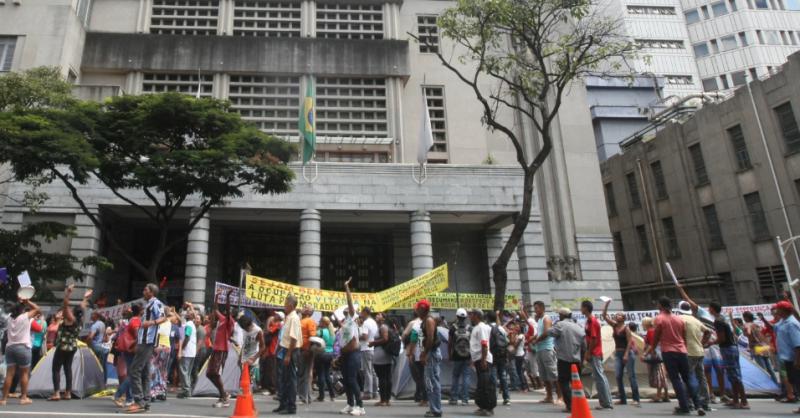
(0, 67, 74, 111)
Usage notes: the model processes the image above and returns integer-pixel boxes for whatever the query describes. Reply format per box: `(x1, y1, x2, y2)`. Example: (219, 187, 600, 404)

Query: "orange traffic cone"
(230, 364, 257, 418)
(568, 364, 593, 418)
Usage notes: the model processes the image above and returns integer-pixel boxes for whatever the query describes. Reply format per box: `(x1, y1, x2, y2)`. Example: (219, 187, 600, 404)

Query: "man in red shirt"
(581, 301, 612, 410)
(206, 289, 234, 408)
(644, 297, 705, 416)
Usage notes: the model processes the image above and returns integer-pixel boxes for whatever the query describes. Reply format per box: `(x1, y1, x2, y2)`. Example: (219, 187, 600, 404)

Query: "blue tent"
(708, 351, 780, 395)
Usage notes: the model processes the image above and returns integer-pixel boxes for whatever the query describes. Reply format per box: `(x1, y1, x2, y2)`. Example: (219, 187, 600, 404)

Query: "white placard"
(17, 271, 31, 287)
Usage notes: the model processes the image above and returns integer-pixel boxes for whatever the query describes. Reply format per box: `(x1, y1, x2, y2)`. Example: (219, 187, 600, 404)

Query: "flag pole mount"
(302, 161, 319, 183)
(412, 163, 427, 185)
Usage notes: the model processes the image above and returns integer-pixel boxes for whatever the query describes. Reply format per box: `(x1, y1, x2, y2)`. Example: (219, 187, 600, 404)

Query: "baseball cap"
(469, 308, 483, 316)
(456, 308, 467, 318)
(415, 299, 431, 311)
(678, 301, 692, 315)
(276, 311, 285, 320)
(774, 300, 794, 311)
(557, 307, 571, 316)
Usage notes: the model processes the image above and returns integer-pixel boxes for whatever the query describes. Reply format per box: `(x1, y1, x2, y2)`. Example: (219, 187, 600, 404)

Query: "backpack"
(385, 327, 401, 357)
(452, 323, 472, 359)
(490, 325, 508, 360)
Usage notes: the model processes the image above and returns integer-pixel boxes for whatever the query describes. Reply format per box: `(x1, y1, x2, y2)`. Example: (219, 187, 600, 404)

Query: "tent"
(192, 345, 242, 397)
(28, 342, 105, 399)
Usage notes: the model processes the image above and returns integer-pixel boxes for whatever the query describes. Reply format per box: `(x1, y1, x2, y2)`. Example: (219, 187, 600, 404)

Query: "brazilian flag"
(298, 77, 316, 164)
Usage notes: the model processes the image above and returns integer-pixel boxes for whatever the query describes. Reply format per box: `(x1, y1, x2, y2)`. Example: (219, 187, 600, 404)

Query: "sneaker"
(502, 399, 511, 406)
(340, 405, 354, 415)
(424, 412, 442, 417)
(461, 400, 469, 406)
(213, 397, 231, 408)
(350, 406, 366, 416)
(698, 409, 706, 416)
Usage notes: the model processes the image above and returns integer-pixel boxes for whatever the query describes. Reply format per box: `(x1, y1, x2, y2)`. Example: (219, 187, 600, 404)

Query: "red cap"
(416, 299, 431, 311)
(774, 300, 794, 311)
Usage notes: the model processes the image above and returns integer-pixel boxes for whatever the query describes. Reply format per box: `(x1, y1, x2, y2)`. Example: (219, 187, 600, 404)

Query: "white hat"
(276, 311, 285, 320)
(678, 301, 692, 315)
(456, 308, 467, 318)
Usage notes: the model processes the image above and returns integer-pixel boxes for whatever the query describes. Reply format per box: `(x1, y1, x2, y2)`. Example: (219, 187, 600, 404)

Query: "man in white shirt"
(469, 309, 496, 416)
(177, 303, 198, 399)
(359, 307, 379, 399)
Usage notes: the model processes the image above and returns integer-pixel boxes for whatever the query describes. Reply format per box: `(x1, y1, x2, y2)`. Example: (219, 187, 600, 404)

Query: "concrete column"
(183, 209, 210, 308)
(410, 210, 434, 277)
(298, 209, 322, 288)
(485, 228, 521, 296)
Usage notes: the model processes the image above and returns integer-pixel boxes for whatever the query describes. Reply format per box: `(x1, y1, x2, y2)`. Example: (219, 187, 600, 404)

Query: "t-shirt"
(7, 314, 33, 348)
(317, 327, 335, 353)
(775, 316, 800, 362)
(46, 322, 59, 349)
(681, 314, 705, 357)
(360, 316, 378, 352)
(157, 321, 171, 347)
(90, 319, 105, 346)
(301, 317, 317, 350)
(194, 321, 205, 350)
(655, 312, 687, 354)
(280, 310, 303, 350)
(268, 322, 282, 355)
(584, 316, 603, 357)
(32, 318, 46, 348)
(138, 298, 165, 345)
(242, 324, 262, 363)
(213, 312, 234, 352)
(182, 321, 197, 358)
(535, 316, 555, 351)
(714, 316, 735, 348)
(550, 319, 585, 363)
(374, 324, 392, 365)
(515, 334, 525, 357)
(340, 315, 359, 349)
(470, 322, 493, 363)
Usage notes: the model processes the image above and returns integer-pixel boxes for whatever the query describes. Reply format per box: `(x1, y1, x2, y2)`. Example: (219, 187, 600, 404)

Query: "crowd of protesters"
(0, 278, 799, 417)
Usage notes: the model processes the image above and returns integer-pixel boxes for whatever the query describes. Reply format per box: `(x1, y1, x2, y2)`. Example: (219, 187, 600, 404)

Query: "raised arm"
(62, 284, 76, 323)
(676, 283, 699, 313)
(344, 277, 355, 317)
(23, 299, 41, 319)
(601, 300, 617, 327)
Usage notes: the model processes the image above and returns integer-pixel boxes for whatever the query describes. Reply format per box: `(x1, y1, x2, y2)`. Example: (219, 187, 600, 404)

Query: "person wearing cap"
(448, 308, 473, 406)
(546, 307, 584, 413)
(417, 299, 442, 418)
(773, 300, 800, 414)
(678, 301, 711, 412)
(468, 309, 495, 416)
(708, 301, 748, 410)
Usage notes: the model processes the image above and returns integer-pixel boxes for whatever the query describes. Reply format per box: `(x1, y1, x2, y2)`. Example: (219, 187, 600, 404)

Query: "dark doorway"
(222, 229, 299, 285)
(321, 232, 393, 292)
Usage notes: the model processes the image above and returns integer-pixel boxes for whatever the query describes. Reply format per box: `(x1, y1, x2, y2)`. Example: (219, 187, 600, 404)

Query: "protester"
(239, 313, 264, 413)
(359, 306, 379, 400)
(601, 299, 639, 406)
(530, 301, 560, 404)
(581, 300, 612, 410)
(149, 306, 176, 402)
(315, 316, 336, 402)
(125, 283, 166, 414)
(86, 310, 109, 384)
(368, 313, 391, 406)
(264, 311, 283, 396)
(640, 317, 669, 403)
(742, 311, 777, 383)
(339, 278, 366, 416)
(709, 301, 748, 409)
(298, 305, 317, 404)
(523, 305, 542, 391)
(176, 302, 198, 399)
(113, 305, 141, 407)
(0, 298, 41, 406)
(30, 312, 45, 372)
(274, 293, 302, 415)
(773, 300, 800, 414)
(677, 301, 711, 412)
(404, 314, 427, 406)
(448, 308, 472, 406)
(547, 307, 584, 413)
(167, 311, 182, 388)
(207, 290, 234, 408)
(45, 312, 61, 351)
(486, 311, 510, 406)
(469, 308, 495, 417)
(418, 299, 442, 418)
(49, 285, 91, 402)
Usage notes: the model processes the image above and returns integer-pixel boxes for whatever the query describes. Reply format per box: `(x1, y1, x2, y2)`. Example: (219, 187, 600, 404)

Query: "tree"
(422, 0, 636, 309)
(0, 90, 296, 282)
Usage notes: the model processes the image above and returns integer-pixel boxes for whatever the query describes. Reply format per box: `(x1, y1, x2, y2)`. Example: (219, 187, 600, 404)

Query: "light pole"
(776, 236, 800, 314)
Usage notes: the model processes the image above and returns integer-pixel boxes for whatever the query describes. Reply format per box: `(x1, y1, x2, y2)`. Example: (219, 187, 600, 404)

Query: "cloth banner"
(93, 298, 145, 321)
(245, 264, 449, 312)
(547, 303, 776, 326)
(214, 282, 275, 309)
(393, 293, 521, 311)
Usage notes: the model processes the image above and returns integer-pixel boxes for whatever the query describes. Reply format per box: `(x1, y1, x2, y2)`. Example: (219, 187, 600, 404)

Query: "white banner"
(94, 298, 145, 321)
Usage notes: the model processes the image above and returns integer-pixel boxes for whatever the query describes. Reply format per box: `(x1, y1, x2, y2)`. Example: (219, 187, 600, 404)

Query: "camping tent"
(192, 345, 242, 397)
(28, 342, 105, 399)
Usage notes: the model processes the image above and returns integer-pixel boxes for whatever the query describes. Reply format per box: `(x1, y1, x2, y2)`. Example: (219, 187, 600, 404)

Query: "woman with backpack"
(370, 313, 398, 407)
(113, 305, 141, 407)
(315, 316, 336, 402)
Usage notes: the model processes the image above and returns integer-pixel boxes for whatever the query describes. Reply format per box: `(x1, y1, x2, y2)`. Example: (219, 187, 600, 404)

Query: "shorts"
(703, 346, 723, 368)
(206, 350, 228, 378)
(5, 344, 32, 367)
(526, 350, 539, 377)
(536, 349, 558, 381)
(785, 361, 800, 387)
(719, 345, 741, 384)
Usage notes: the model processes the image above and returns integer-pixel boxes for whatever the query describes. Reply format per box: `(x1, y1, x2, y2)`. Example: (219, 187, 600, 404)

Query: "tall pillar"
(298, 209, 322, 288)
(410, 210, 434, 277)
(183, 209, 210, 307)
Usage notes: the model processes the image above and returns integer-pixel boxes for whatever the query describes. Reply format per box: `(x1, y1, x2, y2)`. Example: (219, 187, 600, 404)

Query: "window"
(604, 183, 617, 217)
(0, 37, 15, 72)
(316, 77, 388, 138)
(150, 0, 220, 35)
(775, 102, 800, 154)
(651, 161, 668, 199)
(417, 15, 439, 53)
(693, 42, 710, 57)
(627, 5, 676, 14)
(780, 31, 790, 45)
(635, 39, 685, 49)
(626, 172, 642, 209)
(662, 217, 681, 258)
(729, 0, 739, 10)
(710, 39, 719, 53)
(757, 265, 786, 302)
(765, 30, 782, 45)
(665, 75, 694, 85)
(720, 35, 737, 51)
(753, 0, 769, 8)
(731, 71, 746, 86)
(701, 5, 711, 17)
(76, 0, 93, 26)
(711, 1, 729, 15)
(703, 205, 725, 249)
(232, 1, 301, 38)
(142, 72, 214, 96)
(739, 31, 750, 46)
(756, 30, 765, 44)
(720, 74, 730, 90)
(316, 3, 384, 40)
(744, 192, 770, 239)
(702, 77, 719, 91)
(613, 232, 627, 269)
(749, 67, 758, 80)
(228, 75, 301, 138)
(423, 86, 448, 153)
(688, 144, 709, 185)
(684, 9, 701, 23)
(727, 125, 752, 170)
(636, 225, 652, 263)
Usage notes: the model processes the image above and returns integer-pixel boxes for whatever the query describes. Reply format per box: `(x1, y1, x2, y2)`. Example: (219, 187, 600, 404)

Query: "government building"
(0, 0, 622, 310)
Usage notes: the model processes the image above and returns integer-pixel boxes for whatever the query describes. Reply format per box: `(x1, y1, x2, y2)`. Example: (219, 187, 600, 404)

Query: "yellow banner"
(245, 264, 449, 312)
(394, 292, 521, 311)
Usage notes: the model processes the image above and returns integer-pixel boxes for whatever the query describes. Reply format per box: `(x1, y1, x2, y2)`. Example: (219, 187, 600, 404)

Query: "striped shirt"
(137, 297, 164, 345)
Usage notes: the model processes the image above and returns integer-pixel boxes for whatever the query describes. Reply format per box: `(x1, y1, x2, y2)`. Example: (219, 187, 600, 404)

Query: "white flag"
(417, 91, 434, 165)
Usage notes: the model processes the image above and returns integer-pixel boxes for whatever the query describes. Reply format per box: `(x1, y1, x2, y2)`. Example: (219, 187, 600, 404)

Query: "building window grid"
(636, 225, 652, 264)
(757, 265, 786, 303)
(613, 232, 627, 269)
(703, 205, 725, 249)
(665, 75, 694, 85)
(150, 0, 220, 35)
(662, 217, 681, 259)
(604, 182, 617, 217)
(423, 86, 448, 153)
(232, 1, 301, 37)
(417, 15, 440, 53)
(316, 77, 389, 138)
(727, 124, 752, 170)
(316, 3, 384, 40)
(635, 39, 685, 49)
(142, 72, 215, 97)
(688, 144, 709, 185)
(744, 192, 770, 239)
(626, 172, 642, 209)
(775, 102, 800, 154)
(0, 37, 15, 72)
(627, 5, 676, 14)
(228, 75, 301, 138)
(651, 161, 668, 199)
(711, 0, 730, 15)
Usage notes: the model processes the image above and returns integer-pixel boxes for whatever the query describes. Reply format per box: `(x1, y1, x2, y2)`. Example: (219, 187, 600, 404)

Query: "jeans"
(424, 350, 442, 415)
(491, 357, 510, 402)
(297, 351, 314, 403)
(662, 351, 701, 412)
(52, 348, 76, 394)
(91, 344, 109, 384)
(375, 363, 392, 402)
(315, 352, 335, 400)
(614, 351, 639, 403)
(688, 355, 709, 409)
(114, 352, 135, 401)
(558, 360, 580, 411)
(507, 358, 521, 390)
(514, 356, 529, 390)
(411, 360, 428, 402)
(130, 344, 155, 407)
(451, 359, 472, 403)
(343, 351, 363, 408)
(361, 350, 376, 395)
(178, 357, 195, 396)
(278, 350, 299, 412)
(755, 355, 778, 383)
(590, 355, 612, 408)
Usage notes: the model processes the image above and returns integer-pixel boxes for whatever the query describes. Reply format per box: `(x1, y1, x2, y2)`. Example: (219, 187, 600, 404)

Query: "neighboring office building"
(0, 0, 623, 309)
(601, 50, 800, 309)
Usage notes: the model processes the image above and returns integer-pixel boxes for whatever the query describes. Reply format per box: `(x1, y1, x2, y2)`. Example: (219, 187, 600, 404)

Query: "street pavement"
(0, 391, 796, 418)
